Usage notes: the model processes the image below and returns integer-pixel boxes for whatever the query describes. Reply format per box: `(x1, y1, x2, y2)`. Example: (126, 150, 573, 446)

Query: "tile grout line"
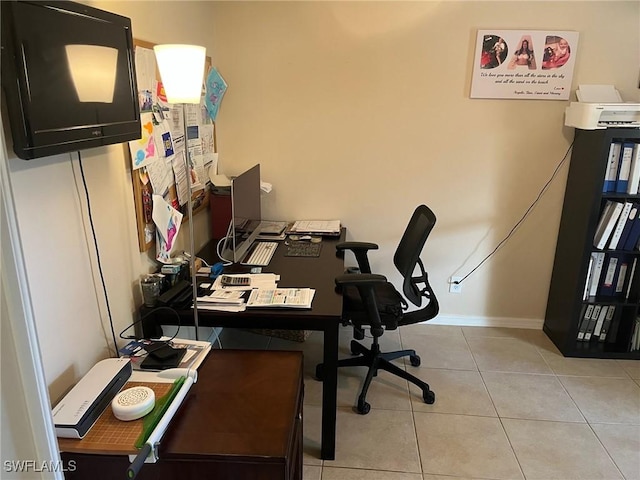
(464, 329, 529, 480)
(554, 369, 627, 477)
(585, 422, 627, 480)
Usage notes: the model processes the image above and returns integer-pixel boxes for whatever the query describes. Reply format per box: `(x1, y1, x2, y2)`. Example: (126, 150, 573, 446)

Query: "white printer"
(52, 358, 131, 438)
(565, 85, 640, 130)
(565, 102, 640, 130)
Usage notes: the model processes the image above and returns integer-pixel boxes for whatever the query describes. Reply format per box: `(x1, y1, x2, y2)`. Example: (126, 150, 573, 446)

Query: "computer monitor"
(221, 164, 263, 263)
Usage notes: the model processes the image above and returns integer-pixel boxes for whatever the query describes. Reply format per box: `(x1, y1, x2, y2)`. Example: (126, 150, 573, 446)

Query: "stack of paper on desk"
(197, 303, 246, 312)
(290, 220, 341, 236)
(197, 275, 314, 310)
(196, 273, 281, 311)
(199, 290, 245, 304)
(247, 288, 315, 308)
(198, 289, 246, 312)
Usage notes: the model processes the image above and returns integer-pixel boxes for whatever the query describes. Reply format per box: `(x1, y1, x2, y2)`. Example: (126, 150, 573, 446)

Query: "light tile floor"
(216, 325, 640, 480)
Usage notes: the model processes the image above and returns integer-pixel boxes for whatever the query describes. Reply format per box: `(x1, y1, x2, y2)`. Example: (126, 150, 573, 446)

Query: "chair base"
(316, 339, 435, 414)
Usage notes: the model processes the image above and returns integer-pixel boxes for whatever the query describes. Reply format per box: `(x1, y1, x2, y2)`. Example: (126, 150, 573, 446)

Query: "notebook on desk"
(289, 220, 341, 236)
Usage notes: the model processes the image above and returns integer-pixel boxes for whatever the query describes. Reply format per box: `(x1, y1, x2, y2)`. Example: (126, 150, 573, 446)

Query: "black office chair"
(316, 205, 439, 414)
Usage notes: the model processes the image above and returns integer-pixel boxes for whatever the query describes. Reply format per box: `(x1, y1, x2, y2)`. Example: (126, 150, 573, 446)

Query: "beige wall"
(210, 1, 639, 323)
(2, 0, 639, 423)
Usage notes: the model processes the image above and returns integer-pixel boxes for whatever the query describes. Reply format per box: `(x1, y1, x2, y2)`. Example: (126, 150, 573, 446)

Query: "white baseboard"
(425, 314, 544, 330)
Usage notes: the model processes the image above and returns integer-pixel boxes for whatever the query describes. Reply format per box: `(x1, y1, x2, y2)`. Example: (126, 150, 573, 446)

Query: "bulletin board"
(126, 39, 217, 253)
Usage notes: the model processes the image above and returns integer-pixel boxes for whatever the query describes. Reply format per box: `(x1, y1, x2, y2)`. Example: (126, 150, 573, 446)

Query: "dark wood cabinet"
(61, 350, 304, 480)
(544, 128, 640, 359)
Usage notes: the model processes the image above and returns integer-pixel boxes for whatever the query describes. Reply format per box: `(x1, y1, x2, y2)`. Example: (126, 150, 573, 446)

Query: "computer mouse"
(300, 235, 312, 241)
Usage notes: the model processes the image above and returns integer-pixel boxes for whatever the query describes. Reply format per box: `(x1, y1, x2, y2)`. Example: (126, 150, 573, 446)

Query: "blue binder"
(623, 207, 640, 250)
(616, 204, 638, 250)
(603, 143, 622, 192)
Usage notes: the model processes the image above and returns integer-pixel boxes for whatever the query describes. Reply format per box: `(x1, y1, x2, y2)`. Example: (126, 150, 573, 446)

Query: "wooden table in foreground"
(60, 350, 303, 480)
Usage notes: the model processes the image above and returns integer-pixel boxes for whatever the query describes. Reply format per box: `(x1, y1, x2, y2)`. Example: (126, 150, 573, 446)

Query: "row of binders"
(593, 201, 640, 251)
(583, 252, 636, 300)
(602, 142, 640, 194)
(576, 304, 618, 342)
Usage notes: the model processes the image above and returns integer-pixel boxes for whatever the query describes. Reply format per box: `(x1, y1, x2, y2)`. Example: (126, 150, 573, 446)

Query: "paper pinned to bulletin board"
(152, 194, 183, 263)
(470, 30, 579, 100)
(126, 39, 223, 255)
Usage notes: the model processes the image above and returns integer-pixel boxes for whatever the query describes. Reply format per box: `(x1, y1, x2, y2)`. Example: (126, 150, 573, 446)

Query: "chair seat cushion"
(342, 282, 406, 330)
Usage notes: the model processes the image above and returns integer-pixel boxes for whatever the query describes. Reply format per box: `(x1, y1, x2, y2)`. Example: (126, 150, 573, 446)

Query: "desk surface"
(197, 230, 346, 320)
(143, 231, 346, 335)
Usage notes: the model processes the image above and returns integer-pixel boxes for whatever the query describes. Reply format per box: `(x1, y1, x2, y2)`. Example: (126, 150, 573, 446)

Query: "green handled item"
(127, 376, 186, 479)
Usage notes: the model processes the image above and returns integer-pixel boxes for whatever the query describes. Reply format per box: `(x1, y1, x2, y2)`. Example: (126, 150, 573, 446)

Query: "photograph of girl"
(507, 35, 537, 69)
(542, 35, 571, 69)
(480, 34, 508, 69)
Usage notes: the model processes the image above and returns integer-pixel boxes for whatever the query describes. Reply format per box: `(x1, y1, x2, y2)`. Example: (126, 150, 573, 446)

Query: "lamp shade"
(153, 44, 206, 104)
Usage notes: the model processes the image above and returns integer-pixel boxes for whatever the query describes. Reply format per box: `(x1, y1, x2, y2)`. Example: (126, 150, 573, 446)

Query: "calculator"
(220, 275, 251, 286)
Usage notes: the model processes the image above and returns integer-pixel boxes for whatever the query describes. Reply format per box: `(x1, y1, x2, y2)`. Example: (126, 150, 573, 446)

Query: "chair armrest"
(336, 242, 379, 274)
(335, 273, 387, 288)
(336, 241, 379, 252)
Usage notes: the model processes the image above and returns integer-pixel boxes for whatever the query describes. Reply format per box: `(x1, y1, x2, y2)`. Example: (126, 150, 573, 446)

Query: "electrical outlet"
(449, 276, 462, 294)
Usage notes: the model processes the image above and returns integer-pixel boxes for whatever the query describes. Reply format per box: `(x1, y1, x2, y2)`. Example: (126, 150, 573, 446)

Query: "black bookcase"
(544, 128, 640, 359)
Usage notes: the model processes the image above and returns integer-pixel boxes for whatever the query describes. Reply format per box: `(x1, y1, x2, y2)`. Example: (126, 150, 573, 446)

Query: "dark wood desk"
(61, 350, 304, 480)
(141, 231, 345, 460)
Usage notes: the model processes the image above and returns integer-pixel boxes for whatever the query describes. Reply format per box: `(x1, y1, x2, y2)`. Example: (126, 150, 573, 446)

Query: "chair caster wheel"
(315, 364, 324, 381)
(356, 400, 371, 415)
(423, 390, 435, 404)
(409, 354, 421, 367)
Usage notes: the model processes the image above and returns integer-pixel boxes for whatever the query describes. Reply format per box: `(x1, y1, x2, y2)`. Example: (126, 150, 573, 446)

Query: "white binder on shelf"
(608, 202, 633, 249)
(615, 144, 634, 193)
(594, 201, 623, 249)
(588, 252, 605, 298)
(627, 144, 640, 194)
(603, 143, 622, 192)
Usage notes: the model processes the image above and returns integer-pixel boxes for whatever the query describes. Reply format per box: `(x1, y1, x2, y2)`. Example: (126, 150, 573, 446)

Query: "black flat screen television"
(1, 0, 140, 160)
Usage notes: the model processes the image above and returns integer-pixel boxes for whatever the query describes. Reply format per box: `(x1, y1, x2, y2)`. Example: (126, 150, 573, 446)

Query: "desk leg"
(321, 323, 339, 460)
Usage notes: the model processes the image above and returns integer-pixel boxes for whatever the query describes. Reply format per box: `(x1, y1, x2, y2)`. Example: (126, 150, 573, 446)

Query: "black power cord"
(455, 137, 576, 285)
(76, 152, 119, 356)
(118, 305, 182, 344)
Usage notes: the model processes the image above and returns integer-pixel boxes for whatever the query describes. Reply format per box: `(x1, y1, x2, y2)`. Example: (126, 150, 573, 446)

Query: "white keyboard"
(242, 242, 278, 266)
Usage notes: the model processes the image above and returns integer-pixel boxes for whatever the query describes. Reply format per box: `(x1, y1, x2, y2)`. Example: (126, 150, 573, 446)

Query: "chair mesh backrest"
(393, 205, 436, 306)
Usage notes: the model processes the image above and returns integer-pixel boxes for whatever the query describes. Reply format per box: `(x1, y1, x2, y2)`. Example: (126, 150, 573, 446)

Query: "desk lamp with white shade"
(154, 44, 206, 339)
